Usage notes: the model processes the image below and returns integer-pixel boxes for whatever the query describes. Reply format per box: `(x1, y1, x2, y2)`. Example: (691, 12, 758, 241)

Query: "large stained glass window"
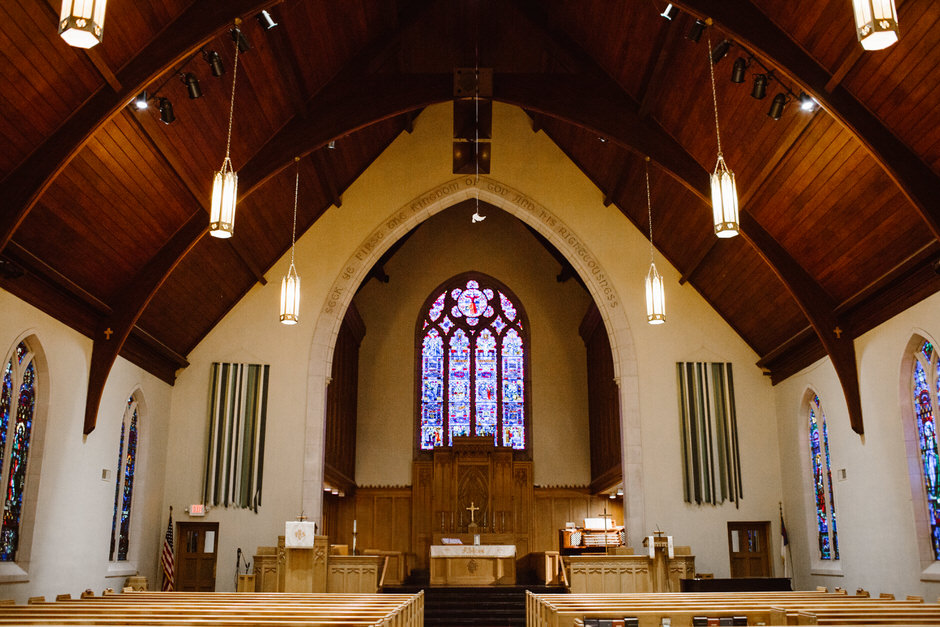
(808, 394, 839, 560)
(109, 396, 139, 561)
(0, 341, 37, 561)
(912, 341, 940, 559)
(418, 276, 528, 450)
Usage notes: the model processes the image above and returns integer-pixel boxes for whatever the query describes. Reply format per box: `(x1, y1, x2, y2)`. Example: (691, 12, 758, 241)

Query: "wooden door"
(176, 522, 219, 591)
(727, 521, 770, 577)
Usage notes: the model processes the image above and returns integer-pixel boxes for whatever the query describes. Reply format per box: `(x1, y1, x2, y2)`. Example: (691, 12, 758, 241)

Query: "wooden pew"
(0, 591, 423, 627)
(527, 592, 939, 627)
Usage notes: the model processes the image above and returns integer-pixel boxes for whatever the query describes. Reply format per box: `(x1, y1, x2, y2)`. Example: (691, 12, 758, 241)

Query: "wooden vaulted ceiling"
(0, 0, 938, 435)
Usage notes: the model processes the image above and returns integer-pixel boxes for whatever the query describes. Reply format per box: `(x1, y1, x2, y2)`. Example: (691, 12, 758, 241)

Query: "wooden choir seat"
(54, 594, 70, 601)
(879, 593, 895, 599)
(26, 597, 43, 604)
(0, 601, 13, 606)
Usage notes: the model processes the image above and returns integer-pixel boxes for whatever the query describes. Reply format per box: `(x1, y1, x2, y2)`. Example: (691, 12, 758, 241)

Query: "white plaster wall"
(775, 291, 940, 597)
(0, 289, 171, 603)
(166, 102, 783, 588)
(353, 205, 593, 487)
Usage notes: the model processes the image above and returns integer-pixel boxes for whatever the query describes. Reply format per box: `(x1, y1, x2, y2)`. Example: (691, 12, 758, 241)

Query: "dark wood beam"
(675, 0, 940, 243)
(0, 0, 282, 254)
(312, 150, 343, 208)
(603, 156, 632, 208)
(84, 212, 208, 434)
(739, 213, 864, 434)
(825, 46, 864, 93)
(127, 110, 267, 286)
(637, 14, 683, 117)
(679, 240, 716, 285)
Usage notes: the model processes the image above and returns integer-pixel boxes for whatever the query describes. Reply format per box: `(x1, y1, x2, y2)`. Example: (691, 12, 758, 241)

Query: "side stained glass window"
(418, 276, 528, 450)
(809, 395, 839, 560)
(0, 341, 36, 562)
(913, 341, 940, 559)
(110, 396, 139, 561)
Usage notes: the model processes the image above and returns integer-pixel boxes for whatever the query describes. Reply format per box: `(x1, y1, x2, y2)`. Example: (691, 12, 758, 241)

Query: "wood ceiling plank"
(674, 0, 940, 248)
(0, 0, 282, 255)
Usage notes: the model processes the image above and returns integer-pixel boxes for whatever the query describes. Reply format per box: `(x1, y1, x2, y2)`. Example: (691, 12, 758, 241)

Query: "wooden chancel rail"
(0, 591, 424, 626)
(525, 591, 940, 627)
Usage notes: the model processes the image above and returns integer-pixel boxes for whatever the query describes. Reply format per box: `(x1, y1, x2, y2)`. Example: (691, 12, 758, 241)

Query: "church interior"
(1, 0, 939, 616)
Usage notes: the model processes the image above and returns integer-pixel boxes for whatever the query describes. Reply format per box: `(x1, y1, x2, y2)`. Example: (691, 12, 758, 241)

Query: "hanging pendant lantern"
(280, 264, 300, 324)
(646, 262, 666, 324)
(706, 29, 739, 238)
(643, 157, 666, 325)
(210, 157, 237, 238)
(59, 0, 106, 48)
(280, 159, 302, 325)
(210, 26, 242, 238)
(853, 0, 899, 50)
(711, 155, 739, 238)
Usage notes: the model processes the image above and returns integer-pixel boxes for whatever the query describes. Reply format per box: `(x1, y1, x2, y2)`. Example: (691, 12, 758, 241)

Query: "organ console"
(559, 517, 625, 555)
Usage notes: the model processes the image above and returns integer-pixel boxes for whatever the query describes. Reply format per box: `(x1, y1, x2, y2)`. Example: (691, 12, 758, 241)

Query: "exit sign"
(189, 504, 206, 516)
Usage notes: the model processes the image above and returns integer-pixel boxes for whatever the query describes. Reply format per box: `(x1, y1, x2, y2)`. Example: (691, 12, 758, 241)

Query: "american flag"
(161, 508, 175, 591)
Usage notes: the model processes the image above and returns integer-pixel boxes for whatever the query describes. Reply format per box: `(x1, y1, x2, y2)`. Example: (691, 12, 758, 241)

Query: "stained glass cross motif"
(419, 277, 526, 450)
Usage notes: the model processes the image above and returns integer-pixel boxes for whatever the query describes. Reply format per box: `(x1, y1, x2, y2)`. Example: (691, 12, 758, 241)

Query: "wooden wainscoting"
(532, 488, 624, 552)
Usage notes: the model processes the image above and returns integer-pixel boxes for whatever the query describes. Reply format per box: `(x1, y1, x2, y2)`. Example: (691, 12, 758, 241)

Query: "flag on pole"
(780, 502, 790, 578)
(161, 507, 175, 591)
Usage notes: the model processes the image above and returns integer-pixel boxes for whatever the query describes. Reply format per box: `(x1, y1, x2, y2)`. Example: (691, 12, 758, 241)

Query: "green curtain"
(677, 362, 742, 507)
(204, 363, 269, 511)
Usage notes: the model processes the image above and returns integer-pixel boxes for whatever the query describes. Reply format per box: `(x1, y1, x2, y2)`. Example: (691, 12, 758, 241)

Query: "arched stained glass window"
(418, 275, 528, 450)
(0, 341, 37, 561)
(912, 340, 940, 559)
(809, 394, 839, 560)
(109, 395, 139, 561)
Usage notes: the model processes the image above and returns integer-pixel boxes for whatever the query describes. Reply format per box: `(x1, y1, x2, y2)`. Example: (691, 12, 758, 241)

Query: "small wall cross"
(104, 327, 113, 340)
(834, 326, 843, 339)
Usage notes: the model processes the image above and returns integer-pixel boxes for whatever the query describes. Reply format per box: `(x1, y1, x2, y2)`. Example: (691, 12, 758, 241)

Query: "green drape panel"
(677, 362, 742, 507)
(204, 363, 269, 512)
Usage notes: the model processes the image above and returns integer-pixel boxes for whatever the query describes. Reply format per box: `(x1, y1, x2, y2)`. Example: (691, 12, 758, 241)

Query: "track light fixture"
(133, 91, 149, 110)
(711, 39, 732, 64)
(257, 10, 278, 30)
(687, 19, 706, 42)
(181, 73, 202, 99)
(660, 4, 678, 20)
(230, 27, 250, 53)
(202, 49, 224, 77)
(799, 92, 817, 112)
(731, 57, 747, 83)
(751, 74, 767, 99)
(768, 93, 787, 120)
(328, 140, 336, 150)
(158, 98, 175, 125)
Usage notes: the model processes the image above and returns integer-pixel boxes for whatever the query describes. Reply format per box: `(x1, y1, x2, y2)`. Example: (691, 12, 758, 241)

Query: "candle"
(353, 519, 357, 532)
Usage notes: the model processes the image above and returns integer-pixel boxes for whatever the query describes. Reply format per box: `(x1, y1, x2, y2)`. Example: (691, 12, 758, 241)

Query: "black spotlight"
(687, 19, 706, 42)
(133, 90, 149, 110)
(256, 9, 277, 29)
(751, 74, 767, 99)
(711, 39, 732, 64)
(768, 93, 787, 120)
(231, 27, 250, 53)
(731, 57, 747, 83)
(203, 49, 224, 77)
(159, 97, 175, 124)
(181, 73, 202, 99)
(660, 3, 678, 20)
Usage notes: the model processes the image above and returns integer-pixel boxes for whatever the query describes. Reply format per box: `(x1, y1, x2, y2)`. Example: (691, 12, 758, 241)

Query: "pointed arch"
(109, 391, 142, 562)
(899, 332, 940, 573)
(303, 177, 644, 545)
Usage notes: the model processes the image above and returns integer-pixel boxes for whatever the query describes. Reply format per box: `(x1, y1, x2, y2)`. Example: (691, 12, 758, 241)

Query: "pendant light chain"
(224, 36, 240, 160)
(290, 160, 299, 265)
(645, 157, 654, 262)
(706, 28, 723, 159)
